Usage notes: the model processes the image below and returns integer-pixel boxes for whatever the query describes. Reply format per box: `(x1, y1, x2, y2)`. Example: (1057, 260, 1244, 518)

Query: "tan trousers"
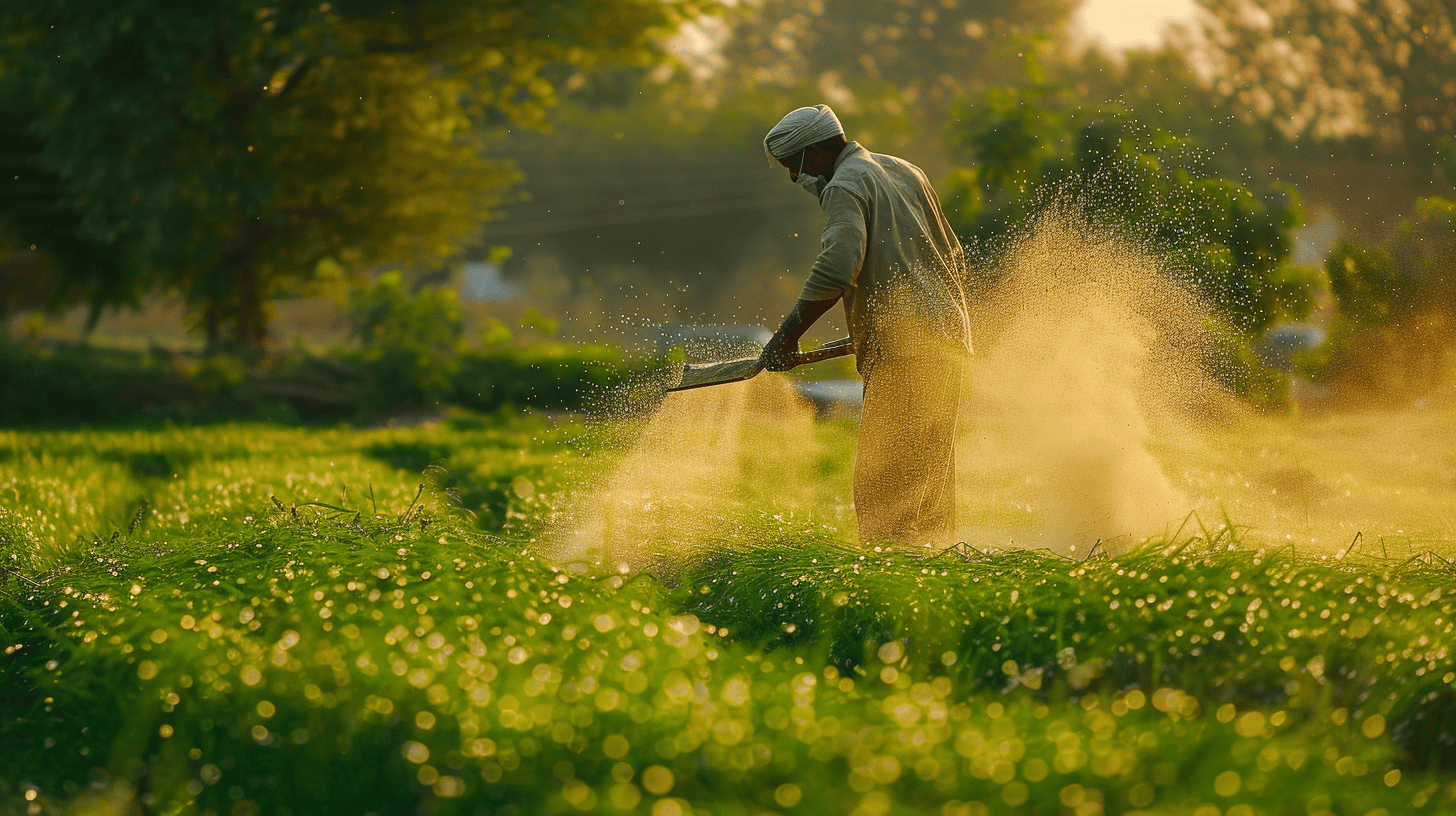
(854, 344, 965, 547)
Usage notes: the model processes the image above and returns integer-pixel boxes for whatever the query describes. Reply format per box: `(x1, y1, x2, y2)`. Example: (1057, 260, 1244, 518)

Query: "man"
(760, 104, 972, 547)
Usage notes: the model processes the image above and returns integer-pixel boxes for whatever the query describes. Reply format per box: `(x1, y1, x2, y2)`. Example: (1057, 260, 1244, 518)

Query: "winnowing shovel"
(666, 336, 855, 392)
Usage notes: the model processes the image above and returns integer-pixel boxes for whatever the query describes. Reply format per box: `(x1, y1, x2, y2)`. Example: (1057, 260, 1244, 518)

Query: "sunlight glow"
(1074, 0, 1197, 49)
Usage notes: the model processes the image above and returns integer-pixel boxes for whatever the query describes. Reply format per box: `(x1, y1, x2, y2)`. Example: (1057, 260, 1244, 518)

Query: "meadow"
(3, 397, 1456, 816)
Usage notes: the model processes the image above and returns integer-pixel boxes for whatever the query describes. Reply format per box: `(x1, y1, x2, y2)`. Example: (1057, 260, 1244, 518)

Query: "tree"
(1054, 44, 1290, 172)
(1192, 0, 1456, 164)
(1314, 143, 1456, 396)
(944, 77, 1317, 339)
(940, 79, 1324, 408)
(709, 0, 1077, 143)
(0, 119, 131, 327)
(0, 0, 712, 351)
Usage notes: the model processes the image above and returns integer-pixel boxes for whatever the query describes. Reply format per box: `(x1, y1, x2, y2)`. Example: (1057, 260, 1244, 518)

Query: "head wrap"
(764, 104, 845, 162)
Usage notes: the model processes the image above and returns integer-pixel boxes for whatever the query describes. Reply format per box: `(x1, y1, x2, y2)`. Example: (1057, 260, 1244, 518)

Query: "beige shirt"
(799, 142, 972, 366)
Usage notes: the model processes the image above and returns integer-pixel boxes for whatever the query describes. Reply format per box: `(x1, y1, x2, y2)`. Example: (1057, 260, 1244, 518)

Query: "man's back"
(802, 143, 972, 361)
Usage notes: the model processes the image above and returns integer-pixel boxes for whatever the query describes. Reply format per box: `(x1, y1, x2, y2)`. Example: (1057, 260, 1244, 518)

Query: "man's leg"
(854, 346, 965, 547)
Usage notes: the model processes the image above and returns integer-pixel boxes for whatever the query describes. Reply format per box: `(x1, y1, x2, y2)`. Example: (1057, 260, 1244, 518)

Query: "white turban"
(763, 104, 844, 162)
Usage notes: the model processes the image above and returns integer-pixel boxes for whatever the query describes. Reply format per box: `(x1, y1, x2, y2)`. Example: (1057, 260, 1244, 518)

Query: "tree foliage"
(1323, 138, 1456, 333)
(1193, 0, 1456, 162)
(0, 0, 711, 350)
(0, 119, 130, 324)
(1053, 45, 1290, 170)
(1314, 186, 1456, 396)
(347, 270, 465, 406)
(944, 79, 1317, 338)
(713, 0, 1075, 128)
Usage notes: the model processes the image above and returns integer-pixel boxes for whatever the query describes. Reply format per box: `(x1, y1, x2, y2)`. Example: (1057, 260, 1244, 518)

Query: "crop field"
(4, 399, 1456, 816)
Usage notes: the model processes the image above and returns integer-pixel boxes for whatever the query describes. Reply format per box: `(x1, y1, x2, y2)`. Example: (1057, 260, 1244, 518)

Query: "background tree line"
(0, 0, 708, 352)
(3, 0, 1454, 405)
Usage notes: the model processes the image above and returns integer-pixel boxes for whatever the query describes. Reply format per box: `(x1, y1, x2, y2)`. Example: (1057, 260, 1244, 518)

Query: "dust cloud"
(955, 214, 1221, 555)
(547, 213, 1456, 568)
(544, 374, 834, 571)
(957, 214, 1456, 556)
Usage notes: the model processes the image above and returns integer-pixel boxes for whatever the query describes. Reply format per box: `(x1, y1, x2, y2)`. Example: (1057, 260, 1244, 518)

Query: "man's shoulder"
(834, 147, 924, 187)
(866, 149, 918, 169)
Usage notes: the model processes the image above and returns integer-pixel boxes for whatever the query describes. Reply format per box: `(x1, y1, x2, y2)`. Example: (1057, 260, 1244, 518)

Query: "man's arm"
(761, 296, 841, 372)
(761, 186, 860, 371)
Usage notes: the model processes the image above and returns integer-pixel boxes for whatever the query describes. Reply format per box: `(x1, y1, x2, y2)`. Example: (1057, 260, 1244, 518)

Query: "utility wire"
(485, 195, 808, 238)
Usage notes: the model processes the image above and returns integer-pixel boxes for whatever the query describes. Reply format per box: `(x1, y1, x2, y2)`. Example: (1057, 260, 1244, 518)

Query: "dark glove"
(760, 332, 801, 372)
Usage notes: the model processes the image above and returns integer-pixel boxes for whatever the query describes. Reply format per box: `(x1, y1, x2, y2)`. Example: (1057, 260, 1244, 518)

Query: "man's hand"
(760, 332, 801, 372)
(762, 296, 842, 372)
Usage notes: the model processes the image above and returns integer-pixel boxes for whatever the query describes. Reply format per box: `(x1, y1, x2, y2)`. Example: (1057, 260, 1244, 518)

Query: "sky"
(667, 0, 1202, 81)
(1074, 0, 1198, 49)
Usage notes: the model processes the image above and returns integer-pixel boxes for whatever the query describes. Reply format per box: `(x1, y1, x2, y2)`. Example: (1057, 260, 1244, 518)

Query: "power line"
(485, 195, 809, 238)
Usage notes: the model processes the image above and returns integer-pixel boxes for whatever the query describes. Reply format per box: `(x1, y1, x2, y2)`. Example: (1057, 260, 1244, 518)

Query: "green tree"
(1316, 201, 1456, 397)
(945, 82, 1316, 338)
(1193, 0, 1456, 164)
(347, 270, 464, 407)
(1316, 136, 1456, 396)
(0, 119, 130, 326)
(1056, 45, 1289, 171)
(0, 0, 711, 351)
(710, 0, 1076, 141)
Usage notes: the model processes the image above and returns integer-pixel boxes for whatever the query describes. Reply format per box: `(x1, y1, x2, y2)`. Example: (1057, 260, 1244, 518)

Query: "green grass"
(3, 416, 1456, 815)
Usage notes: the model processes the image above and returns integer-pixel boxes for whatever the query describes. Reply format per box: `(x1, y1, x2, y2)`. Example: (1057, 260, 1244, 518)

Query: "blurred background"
(2, 0, 1454, 421)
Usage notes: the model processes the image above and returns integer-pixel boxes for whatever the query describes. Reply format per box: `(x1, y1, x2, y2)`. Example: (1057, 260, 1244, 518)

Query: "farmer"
(760, 104, 972, 547)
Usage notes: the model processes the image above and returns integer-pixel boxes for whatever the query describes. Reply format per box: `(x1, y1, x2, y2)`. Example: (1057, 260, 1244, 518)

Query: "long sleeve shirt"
(799, 142, 972, 367)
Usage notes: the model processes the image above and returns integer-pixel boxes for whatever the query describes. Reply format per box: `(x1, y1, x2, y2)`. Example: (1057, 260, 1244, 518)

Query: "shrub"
(1201, 319, 1291, 411)
(343, 272, 467, 411)
(947, 100, 1314, 339)
(944, 82, 1321, 406)
(1309, 200, 1456, 400)
(0, 341, 199, 425)
(1, 275, 659, 426)
(453, 343, 648, 414)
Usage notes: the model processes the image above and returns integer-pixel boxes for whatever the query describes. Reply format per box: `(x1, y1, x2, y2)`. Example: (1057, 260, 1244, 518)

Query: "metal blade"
(666, 355, 764, 392)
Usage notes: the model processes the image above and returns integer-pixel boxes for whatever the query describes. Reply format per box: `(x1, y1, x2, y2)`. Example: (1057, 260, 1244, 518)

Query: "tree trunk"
(203, 299, 222, 354)
(234, 261, 265, 352)
(215, 216, 274, 354)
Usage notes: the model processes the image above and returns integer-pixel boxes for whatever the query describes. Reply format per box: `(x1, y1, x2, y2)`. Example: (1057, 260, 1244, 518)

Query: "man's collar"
(824, 141, 862, 183)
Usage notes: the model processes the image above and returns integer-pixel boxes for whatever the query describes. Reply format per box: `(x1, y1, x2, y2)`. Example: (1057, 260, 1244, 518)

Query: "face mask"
(795, 150, 825, 197)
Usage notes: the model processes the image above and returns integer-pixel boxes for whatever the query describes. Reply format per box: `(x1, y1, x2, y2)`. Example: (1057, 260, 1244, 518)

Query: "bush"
(0, 336, 656, 427)
(1308, 200, 1456, 400)
(0, 342, 199, 425)
(454, 343, 649, 414)
(344, 271, 467, 411)
(1201, 319, 1291, 411)
(1, 275, 660, 426)
(943, 82, 1322, 406)
(947, 99, 1314, 339)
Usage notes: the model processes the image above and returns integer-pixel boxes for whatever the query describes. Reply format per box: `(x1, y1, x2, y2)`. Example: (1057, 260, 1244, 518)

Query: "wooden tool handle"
(796, 336, 855, 365)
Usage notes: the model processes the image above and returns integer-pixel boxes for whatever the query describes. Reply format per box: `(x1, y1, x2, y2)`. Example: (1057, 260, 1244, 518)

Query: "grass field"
(4, 400, 1456, 815)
